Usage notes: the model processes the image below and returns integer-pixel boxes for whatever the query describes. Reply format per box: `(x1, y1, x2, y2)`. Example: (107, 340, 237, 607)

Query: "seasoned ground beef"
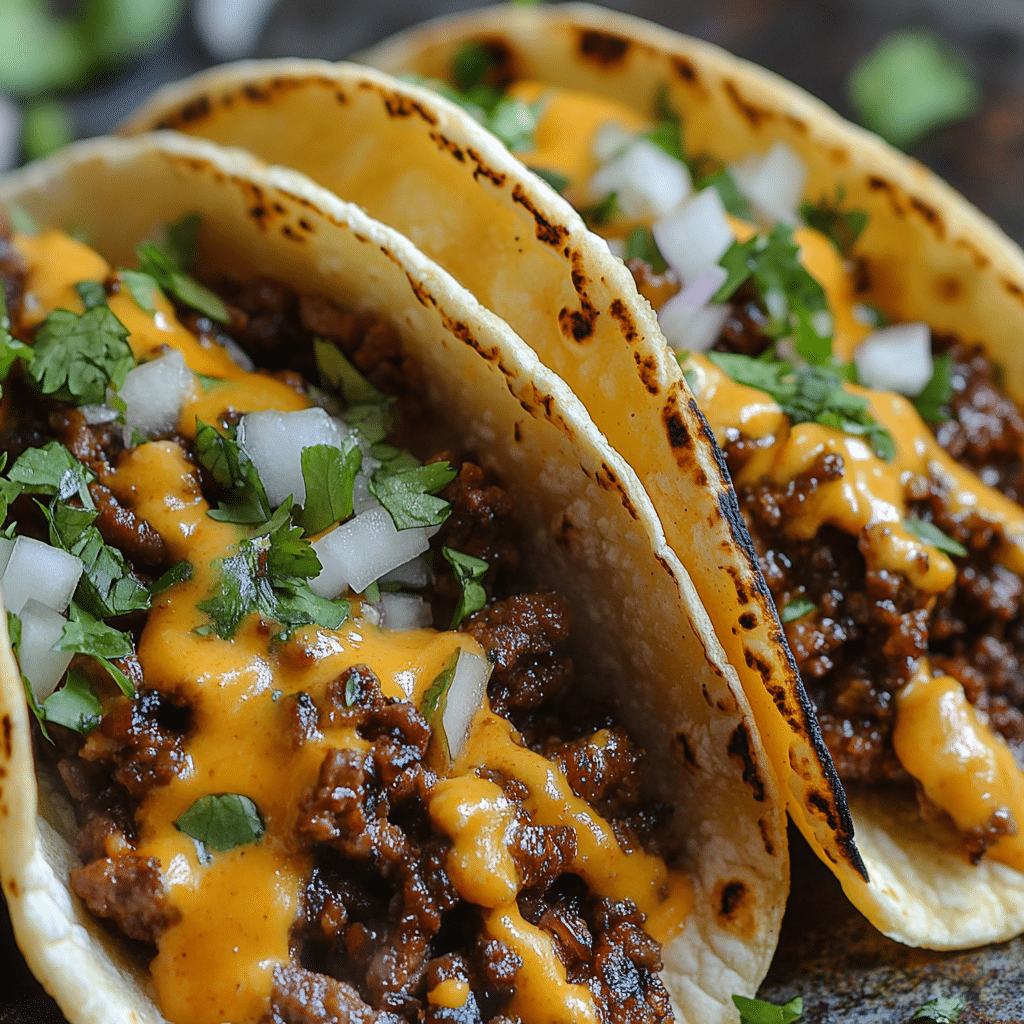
(5, 254, 674, 1024)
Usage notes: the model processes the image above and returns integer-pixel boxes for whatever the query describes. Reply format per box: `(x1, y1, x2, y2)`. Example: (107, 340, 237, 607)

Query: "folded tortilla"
(126, 5, 1024, 949)
(0, 131, 786, 1024)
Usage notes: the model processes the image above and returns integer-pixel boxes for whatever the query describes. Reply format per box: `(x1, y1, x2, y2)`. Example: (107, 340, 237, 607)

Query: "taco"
(123, 35, 857, 956)
(0, 131, 786, 1024)
(126, 5, 1024, 949)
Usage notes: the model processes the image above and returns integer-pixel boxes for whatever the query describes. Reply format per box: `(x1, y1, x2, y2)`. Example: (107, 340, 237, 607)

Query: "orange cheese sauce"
(14, 227, 694, 1022)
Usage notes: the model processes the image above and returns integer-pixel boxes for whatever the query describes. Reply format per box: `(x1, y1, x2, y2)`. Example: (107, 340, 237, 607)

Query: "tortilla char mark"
(576, 28, 631, 67)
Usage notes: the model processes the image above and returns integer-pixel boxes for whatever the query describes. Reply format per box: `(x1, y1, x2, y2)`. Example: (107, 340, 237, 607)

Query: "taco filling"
(0, 212, 690, 1024)
(426, 49, 1024, 874)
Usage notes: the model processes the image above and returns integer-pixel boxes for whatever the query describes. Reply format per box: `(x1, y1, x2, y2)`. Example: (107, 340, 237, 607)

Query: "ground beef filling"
(721, 335, 1024, 792)
(9, 260, 673, 1024)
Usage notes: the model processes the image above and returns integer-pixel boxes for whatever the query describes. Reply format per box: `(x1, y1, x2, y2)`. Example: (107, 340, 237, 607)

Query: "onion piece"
(80, 404, 120, 425)
(379, 554, 433, 589)
(592, 121, 633, 162)
(119, 349, 194, 435)
(588, 139, 691, 220)
(732, 142, 807, 226)
(379, 593, 433, 632)
(652, 187, 734, 286)
(18, 599, 72, 702)
(853, 323, 933, 395)
(2, 536, 83, 615)
(239, 407, 350, 507)
(658, 294, 730, 353)
(310, 507, 430, 597)
(441, 650, 491, 761)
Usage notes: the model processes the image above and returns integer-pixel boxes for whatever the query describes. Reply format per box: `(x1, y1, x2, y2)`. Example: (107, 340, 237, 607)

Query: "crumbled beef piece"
(57, 757, 136, 862)
(48, 408, 125, 476)
(70, 855, 178, 943)
(88, 482, 167, 567)
(547, 727, 643, 819)
(462, 593, 572, 717)
(423, 954, 483, 1024)
(286, 692, 323, 750)
(964, 807, 1018, 863)
(262, 964, 403, 1024)
(714, 281, 774, 358)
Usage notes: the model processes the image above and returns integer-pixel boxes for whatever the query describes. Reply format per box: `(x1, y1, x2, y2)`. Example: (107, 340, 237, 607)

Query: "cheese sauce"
(13, 229, 691, 1022)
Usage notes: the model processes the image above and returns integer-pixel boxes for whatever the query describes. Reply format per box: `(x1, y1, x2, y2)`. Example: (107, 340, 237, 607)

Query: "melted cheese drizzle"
(14, 229, 692, 1021)
(515, 84, 1024, 864)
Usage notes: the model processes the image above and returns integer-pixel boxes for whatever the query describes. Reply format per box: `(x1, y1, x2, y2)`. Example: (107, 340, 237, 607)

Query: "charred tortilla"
(0, 131, 786, 1024)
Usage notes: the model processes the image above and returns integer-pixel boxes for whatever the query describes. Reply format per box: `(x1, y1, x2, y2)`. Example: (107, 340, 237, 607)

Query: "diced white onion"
(379, 593, 433, 632)
(588, 139, 691, 220)
(239, 408, 350, 507)
(216, 334, 256, 371)
(732, 142, 807, 226)
(853, 323, 933, 395)
(18, 599, 72, 702)
(592, 121, 634, 162)
(119, 349, 194, 435)
(310, 507, 430, 597)
(652, 187, 734, 286)
(79, 404, 120, 425)
(379, 554, 433, 589)
(658, 295, 730, 353)
(2, 537, 83, 615)
(442, 650, 491, 760)
(0, 537, 14, 579)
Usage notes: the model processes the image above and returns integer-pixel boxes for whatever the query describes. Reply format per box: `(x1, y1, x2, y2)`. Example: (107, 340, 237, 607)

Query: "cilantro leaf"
(58, 603, 132, 660)
(296, 440, 362, 536)
(151, 560, 192, 594)
(706, 353, 895, 461)
(690, 156, 753, 218)
(644, 85, 686, 164)
(913, 353, 953, 424)
(624, 226, 668, 274)
(7, 441, 95, 507)
(580, 190, 619, 227)
(41, 669, 102, 734)
(45, 500, 151, 618)
(369, 462, 456, 531)
(136, 238, 229, 324)
(848, 30, 979, 149)
(427, 77, 542, 152)
(452, 40, 496, 92)
(911, 997, 966, 1023)
(119, 269, 159, 313)
(903, 517, 967, 557)
(161, 214, 202, 271)
(793, 307, 833, 366)
(313, 337, 389, 407)
(0, 291, 32, 389)
(420, 649, 460, 761)
(731, 994, 803, 1024)
(175, 793, 265, 855)
(194, 419, 271, 525)
(532, 167, 570, 194)
(443, 547, 489, 628)
(27, 304, 134, 405)
(74, 280, 106, 311)
(780, 598, 815, 623)
(800, 187, 868, 258)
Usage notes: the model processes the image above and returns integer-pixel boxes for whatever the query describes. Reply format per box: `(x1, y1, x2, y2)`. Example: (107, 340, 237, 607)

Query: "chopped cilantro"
(296, 440, 362, 536)
(196, 522, 349, 641)
(420, 649, 460, 760)
(44, 499, 151, 619)
(532, 167, 570, 193)
(911, 997, 965, 1023)
(194, 419, 271, 525)
(443, 547, 489, 628)
(151, 560, 192, 594)
(119, 269, 159, 313)
(369, 461, 456, 531)
(903, 517, 967, 557)
(580, 190, 619, 227)
(74, 280, 106, 311)
(452, 40, 495, 92)
(714, 225, 830, 340)
(41, 669, 102, 734)
(160, 213, 202, 271)
(0, 291, 31, 388)
(57, 602, 134, 697)
(644, 85, 686, 164)
(6, 441, 95, 507)
(175, 793, 265, 858)
(800, 187, 868, 258)
(624, 226, 668, 274)
(488, 95, 543, 152)
(136, 230, 229, 324)
(913, 353, 953, 424)
(793, 307, 833, 366)
(780, 598, 815, 623)
(732, 994, 803, 1024)
(848, 30, 979, 149)
(313, 338, 388, 407)
(27, 304, 134, 406)
(706, 352, 895, 461)
(690, 155, 753, 218)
